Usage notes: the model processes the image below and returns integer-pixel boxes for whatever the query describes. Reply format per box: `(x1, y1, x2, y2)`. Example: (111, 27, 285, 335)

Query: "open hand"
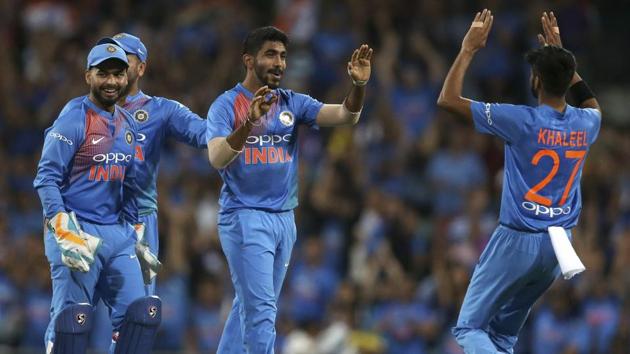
(537, 11, 563, 47)
(248, 86, 277, 123)
(462, 9, 493, 53)
(347, 44, 373, 85)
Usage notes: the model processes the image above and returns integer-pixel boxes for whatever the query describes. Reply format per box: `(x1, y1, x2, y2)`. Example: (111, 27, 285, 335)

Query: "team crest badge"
(279, 111, 294, 126)
(134, 110, 149, 122)
(113, 33, 125, 39)
(125, 131, 134, 145)
(107, 45, 117, 53)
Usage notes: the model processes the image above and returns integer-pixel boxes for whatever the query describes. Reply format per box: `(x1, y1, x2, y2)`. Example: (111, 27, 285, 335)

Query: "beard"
(254, 61, 282, 89)
(90, 83, 124, 108)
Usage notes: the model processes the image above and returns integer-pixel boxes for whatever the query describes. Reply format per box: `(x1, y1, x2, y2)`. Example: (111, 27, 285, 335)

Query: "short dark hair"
(242, 26, 288, 56)
(525, 45, 576, 97)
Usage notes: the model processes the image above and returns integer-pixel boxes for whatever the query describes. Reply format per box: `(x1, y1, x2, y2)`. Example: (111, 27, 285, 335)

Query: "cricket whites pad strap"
(51, 303, 93, 354)
(114, 296, 162, 354)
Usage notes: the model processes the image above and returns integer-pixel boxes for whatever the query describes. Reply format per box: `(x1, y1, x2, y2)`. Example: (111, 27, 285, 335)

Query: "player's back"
(471, 101, 601, 232)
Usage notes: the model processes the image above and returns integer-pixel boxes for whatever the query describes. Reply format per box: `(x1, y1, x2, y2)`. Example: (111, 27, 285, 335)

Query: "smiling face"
(250, 41, 287, 89)
(85, 59, 128, 110)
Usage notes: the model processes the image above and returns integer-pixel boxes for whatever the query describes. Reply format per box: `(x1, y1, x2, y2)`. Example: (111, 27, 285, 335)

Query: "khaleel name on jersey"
(471, 101, 601, 232)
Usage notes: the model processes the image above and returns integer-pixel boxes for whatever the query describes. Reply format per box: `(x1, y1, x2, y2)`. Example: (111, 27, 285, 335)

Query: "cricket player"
(33, 42, 161, 354)
(206, 26, 372, 353)
(436, 10, 601, 354)
(96, 33, 207, 295)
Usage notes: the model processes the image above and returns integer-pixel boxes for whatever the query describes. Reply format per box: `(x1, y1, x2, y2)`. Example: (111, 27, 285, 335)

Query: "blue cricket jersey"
(121, 91, 207, 214)
(33, 96, 139, 224)
(206, 83, 323, 212)
(471, 101, 601, 232)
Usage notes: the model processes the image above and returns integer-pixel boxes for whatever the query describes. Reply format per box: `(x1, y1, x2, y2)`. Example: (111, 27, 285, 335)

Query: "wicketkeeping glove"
(47, 212, 102, 272)
(134, 224, 162, 285)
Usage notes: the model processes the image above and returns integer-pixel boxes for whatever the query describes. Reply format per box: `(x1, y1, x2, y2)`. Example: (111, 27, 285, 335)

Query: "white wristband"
(342, 100, 362, 123)
(348, 68, 368, 87)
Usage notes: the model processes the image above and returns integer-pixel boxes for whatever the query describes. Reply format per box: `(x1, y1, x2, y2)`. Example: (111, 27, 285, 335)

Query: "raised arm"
(437, 9, 493, 119)
(538, 11, 600, 113)
(315, 44, 372, 127)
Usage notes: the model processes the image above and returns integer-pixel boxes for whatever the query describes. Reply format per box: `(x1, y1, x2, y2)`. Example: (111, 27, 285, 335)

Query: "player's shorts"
(44, 218, 145, 347)
(453, 224, 563, 353)
(217, 208, 296, 354)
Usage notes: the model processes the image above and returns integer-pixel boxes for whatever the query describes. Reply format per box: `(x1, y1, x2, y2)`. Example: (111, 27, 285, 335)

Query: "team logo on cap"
(125, 130, 134, 145)
(134, 110, 149, 122)
(114, 33, 125, 39)
(279, 111, 294, 126)
(107, 45, 117, 53)
(76, 313, 86, 325)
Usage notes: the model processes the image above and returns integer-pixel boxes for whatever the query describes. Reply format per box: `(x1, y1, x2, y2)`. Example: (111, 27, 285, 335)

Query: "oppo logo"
(49, 132, 73, 145)
(246, 134, 291, 146)
(92, 153, 132, 164)
(521, 201, 571, 218)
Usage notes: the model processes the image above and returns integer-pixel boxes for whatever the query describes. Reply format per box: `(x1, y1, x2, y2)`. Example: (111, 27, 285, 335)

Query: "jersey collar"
(124, 90, 151, 104)
(538, 104, 572, 119)
(235, 83, 254, 100)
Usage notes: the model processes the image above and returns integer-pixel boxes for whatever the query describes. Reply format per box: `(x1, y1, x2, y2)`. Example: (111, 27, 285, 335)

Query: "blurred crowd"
(1, 0, 629, 353)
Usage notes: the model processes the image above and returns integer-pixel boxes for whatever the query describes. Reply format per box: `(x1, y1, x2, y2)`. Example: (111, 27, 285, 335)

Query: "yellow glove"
(47, 212, 102, 272)
(134, 224, 162, 284)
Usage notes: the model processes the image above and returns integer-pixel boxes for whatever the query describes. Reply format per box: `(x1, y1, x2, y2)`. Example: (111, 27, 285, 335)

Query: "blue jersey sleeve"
(291, 91, 323, 128)
(121, 117, 139, 224)
(33, 111, 85, 218)
(165, 99, 207, 148)
(206, 96, 234, 142)
(471, 101, 529, 144)
(581, 108, 602, 144)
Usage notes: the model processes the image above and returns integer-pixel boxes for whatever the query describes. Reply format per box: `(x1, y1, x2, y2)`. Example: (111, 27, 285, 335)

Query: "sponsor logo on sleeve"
(484, 103, 492, 126)
(49, 132, 73, 145)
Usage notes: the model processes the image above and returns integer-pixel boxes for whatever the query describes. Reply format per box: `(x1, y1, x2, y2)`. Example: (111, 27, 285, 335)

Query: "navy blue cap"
(98, 33, 147, 62)
(86, 43, 128, 69)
